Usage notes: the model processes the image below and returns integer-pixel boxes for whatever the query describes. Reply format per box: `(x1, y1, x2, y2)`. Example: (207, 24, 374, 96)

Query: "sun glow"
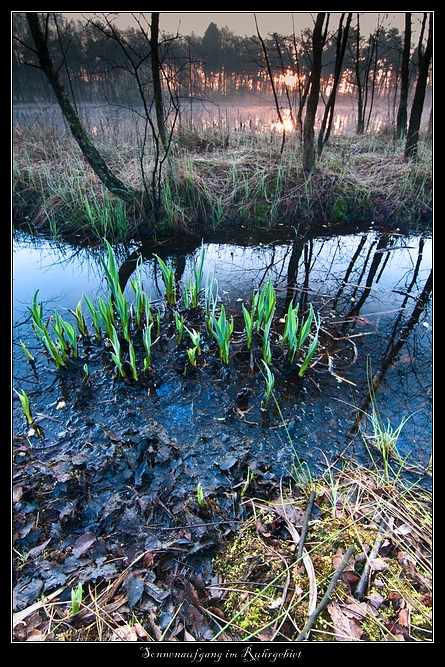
(271, 110, 295, 134)
(278, 69, 298, 89)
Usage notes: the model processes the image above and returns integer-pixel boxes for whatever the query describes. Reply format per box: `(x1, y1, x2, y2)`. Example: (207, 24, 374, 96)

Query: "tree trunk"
(317, 12, 352, 154)
(396, 13, 412, 138)
(26, 12, 133, 202)
(303, 13, 328, 173)
(150, 13, 168, 153)
(405, 13, 432, 158)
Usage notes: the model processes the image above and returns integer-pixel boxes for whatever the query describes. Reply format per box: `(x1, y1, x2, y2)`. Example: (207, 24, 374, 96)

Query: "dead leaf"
(72, 531, 96, 558)
(127, 572, 145, 608)
(27, 538, 51, 560)
(398, 550, 417, 578)
(328, 602, 364, 641)
(333, 546, 356, 571)
(111, 624, 138, 641)
(398, 608, 410, 628)
(270, 499, 306, 527)
(134, 622, 151, 640)
(370, 557, 387, 572)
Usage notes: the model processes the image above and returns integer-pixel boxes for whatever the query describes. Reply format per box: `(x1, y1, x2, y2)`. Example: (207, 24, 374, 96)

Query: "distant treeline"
(12, 13, 430, 107)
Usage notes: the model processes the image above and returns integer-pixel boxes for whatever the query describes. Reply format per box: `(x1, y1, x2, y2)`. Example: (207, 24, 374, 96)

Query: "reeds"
(13, 120, 432, 241)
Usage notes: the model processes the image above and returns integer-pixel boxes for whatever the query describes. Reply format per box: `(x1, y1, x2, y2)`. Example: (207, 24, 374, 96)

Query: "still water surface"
(13, 227, 432, 485)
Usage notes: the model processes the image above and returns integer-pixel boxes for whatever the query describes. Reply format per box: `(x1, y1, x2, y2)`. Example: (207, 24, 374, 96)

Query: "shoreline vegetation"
(13, 118, 432, 244)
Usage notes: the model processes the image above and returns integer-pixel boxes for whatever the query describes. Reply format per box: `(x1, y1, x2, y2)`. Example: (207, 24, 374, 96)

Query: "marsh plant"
(14, 388, 33, 426)
(25, 240, 321, 411)
(154, 254, 176, 305)
(281, 302, 321, 376)
(209, 304, 234, 364)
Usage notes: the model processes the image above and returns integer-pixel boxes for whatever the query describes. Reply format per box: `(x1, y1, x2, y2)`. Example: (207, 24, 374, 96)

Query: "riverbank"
(13, 122, 432, 243)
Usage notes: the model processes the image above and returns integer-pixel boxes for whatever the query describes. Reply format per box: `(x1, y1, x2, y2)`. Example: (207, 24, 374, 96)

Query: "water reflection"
(13, 228, 432, 482)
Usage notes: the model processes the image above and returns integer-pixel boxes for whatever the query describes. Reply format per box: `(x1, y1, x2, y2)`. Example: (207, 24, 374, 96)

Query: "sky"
(63, 11, 423, 39)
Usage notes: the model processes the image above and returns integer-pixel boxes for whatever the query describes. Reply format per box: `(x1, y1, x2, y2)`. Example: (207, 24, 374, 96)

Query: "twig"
(354, 518, 386, 601)
(297, 490, 315, 561)
(296, 544, 355, 642)
(279, 495, 317, 618)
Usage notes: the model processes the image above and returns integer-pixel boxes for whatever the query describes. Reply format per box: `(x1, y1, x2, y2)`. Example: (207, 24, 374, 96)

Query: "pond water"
(13, 225, 432, 498)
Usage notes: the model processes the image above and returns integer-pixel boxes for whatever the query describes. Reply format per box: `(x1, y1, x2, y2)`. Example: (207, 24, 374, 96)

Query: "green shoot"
(143, 293, 152, 327)
(62, 318, 78, 358)
(242, 302, 254, 350)
(196, 482, 205, 508)
(100, 239, 130, 340)
(14, 388, 33, 425)
(186, 327, 201, 355)
(52, 310, 69, 357)
(128, 340, 138, 381)
(129, 256, 145, 327)
(96, 296, 115, 340)
(192, 241, 206, 305)
(69, 298, 88, 337)
(142, 322, 153, 371)
(262, 317, 273, 365)
(297, 303, 315, 349)
(187, 346, 198, 368)
(71, 583, 83, 615)
(255, 277, 276, 332)
(83, 293, 102, 338)
(261, 360, 275, 408)
(109, 325, 125, 377)
(174, 311, 184, 344)
(297, 312, 320, 377)
(209, 304, 234, 364)
(281, 300, 300, 362)
(19, 340, 35, 362)
(154, 254, 176, 304)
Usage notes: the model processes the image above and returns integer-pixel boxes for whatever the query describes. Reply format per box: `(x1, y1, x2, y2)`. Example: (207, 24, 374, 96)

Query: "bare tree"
(150, 13, 168, 152)
(254, 14, 287, 154)
(405, 13, 432, 158)
(317, 12, 352, 155)
(396, 13, 412, 138)
(303, 13, 329, 172)
(25, 12, 133, 203)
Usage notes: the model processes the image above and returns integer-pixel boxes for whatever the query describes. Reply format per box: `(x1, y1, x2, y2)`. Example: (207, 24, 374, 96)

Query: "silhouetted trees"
(13, 11, 432, 173)
(405, 13, 432, 157)
(303, 13, 328, 172)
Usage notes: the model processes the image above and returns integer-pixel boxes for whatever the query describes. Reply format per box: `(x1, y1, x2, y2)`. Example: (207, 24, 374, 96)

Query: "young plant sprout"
(69, 298, 88, 337)
(109, 325, 125, 377)
(142, 322, 153, 371)
(261, 360, 275, 408)
(83, 293, 102, 339)
(71, 583, 83, 615)
(186, 327, 201, 355)
(19, 340, 35, 362)
(128, 340, 138, 381)
(187, 346, 198, 368)
(14, 388, 33, 426)
(154, 254, 176, 304)
(209, 304, 234, 364)
(242, 302, 255, 350)
(174, 311, 184, 344)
